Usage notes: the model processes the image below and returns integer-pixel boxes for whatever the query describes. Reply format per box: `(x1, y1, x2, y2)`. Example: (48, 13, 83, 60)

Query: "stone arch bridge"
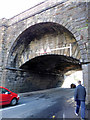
(0, 0, 90, 103)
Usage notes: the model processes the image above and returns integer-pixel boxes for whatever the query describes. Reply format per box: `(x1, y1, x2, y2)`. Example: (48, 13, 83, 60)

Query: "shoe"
(80, 118, 85, 120)
(75, 112, 78, 116)
(80, 117, 85, 120)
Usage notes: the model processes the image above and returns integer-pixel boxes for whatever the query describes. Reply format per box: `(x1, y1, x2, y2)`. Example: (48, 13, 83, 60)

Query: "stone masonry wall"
(0, 18, 8, 86)
(82, 2, 90, 104)
(4, 1, 88, 67)
(18, 31, 79, 68)
(0, 0, 89, 103)
(5, 70, 64, 93)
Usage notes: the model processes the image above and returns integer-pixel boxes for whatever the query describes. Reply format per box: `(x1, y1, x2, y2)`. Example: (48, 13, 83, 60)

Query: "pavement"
(18, 87, 90, 120)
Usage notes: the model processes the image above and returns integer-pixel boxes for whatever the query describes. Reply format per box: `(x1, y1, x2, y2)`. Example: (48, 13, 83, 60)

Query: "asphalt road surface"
(0, 88, 82, 119)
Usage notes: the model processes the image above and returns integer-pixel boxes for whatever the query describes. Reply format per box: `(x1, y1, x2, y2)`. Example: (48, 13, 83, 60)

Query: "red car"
(0, 86, 19, 106)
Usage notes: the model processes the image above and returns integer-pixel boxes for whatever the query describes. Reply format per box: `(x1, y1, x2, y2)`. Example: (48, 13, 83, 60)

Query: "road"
(0, 88, 81, 119)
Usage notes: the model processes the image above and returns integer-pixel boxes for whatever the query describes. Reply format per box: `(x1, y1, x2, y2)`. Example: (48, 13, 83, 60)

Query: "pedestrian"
(74, 80, 86, 120)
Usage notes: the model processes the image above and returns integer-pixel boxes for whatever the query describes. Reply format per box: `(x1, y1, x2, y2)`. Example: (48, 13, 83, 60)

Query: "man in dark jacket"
(74, 80, 86, 120)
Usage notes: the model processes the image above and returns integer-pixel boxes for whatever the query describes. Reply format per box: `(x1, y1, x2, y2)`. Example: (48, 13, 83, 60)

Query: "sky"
(0, 0, 45, 19)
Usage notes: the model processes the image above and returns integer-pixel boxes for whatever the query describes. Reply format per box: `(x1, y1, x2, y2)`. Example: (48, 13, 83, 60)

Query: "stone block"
(86, 95, 90, 104)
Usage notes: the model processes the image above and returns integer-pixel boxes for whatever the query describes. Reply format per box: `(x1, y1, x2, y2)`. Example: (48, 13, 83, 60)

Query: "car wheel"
(10, 98, 17, 106)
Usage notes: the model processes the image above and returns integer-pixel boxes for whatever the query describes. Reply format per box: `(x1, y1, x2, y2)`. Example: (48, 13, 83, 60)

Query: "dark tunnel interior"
(17, 55, 82, 92)
(20, 54, 81, 74)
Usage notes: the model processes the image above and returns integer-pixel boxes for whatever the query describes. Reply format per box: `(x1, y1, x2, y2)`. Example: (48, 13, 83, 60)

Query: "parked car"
(0, 86, 19, 106)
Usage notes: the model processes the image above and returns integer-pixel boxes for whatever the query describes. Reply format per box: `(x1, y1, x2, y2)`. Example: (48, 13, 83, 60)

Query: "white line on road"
(0, 104, 26, 112)
(63, 113, 65, 120)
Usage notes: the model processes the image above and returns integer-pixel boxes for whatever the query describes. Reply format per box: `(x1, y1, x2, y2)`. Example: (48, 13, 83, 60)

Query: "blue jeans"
(76, 100, 85, 119)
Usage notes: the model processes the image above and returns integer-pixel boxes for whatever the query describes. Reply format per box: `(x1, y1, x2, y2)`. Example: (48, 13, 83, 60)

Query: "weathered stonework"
(5, 70, 64, 93)
(0, 0, 90, 103)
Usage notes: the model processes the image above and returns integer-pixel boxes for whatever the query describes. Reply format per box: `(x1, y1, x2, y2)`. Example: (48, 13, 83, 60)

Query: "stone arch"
(1, 1, 89, 101)
(5, 22, 84, 93)
(7, 21, 85, 68)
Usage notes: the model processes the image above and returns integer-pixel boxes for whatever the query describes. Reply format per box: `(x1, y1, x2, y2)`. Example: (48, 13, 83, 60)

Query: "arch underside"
(10, 22, 81, 68)
(20, 54, 81, 75)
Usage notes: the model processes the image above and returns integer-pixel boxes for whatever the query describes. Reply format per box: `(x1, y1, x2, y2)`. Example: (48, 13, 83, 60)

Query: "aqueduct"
(0, 0, 90, 103)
